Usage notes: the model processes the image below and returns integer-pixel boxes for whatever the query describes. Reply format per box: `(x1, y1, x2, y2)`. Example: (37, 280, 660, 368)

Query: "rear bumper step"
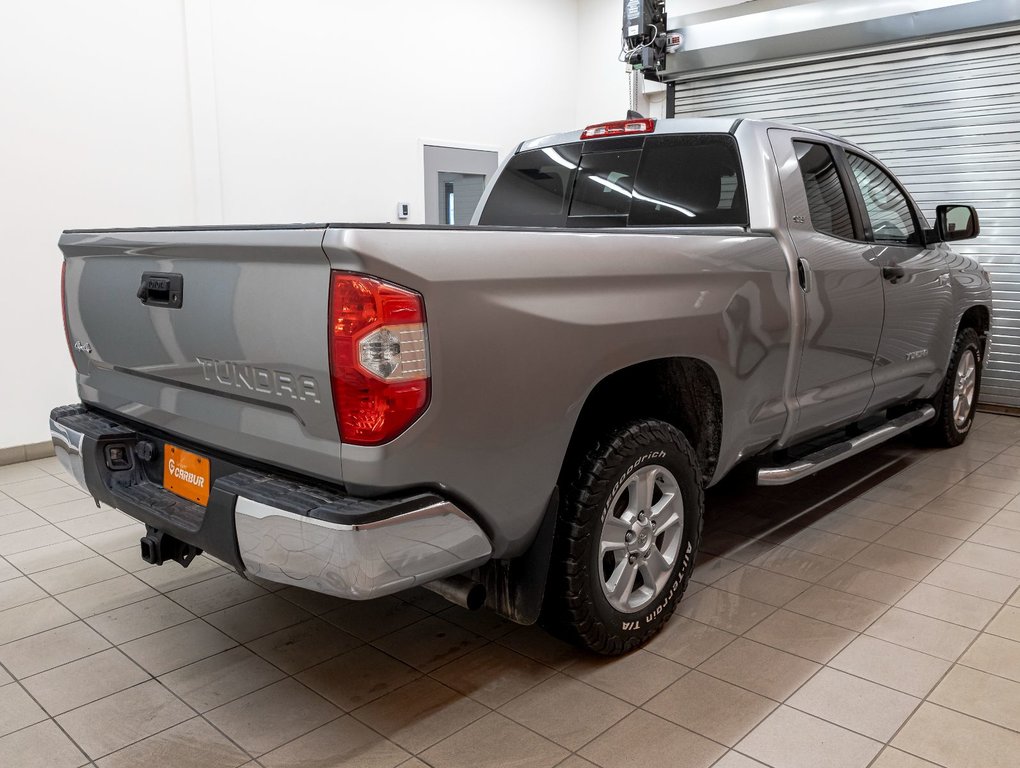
(757, 406, 936, 486)
(50, 404, 492, 599)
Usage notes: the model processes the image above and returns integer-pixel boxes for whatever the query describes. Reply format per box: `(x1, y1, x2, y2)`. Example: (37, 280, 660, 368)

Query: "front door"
(423, 145, 498, 225)
(769, 129, 886, 442)
(842, 151, 955, 408)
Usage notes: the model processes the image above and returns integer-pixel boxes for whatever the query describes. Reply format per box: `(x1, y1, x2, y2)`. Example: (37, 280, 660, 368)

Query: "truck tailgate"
(60, 226, 341, 481)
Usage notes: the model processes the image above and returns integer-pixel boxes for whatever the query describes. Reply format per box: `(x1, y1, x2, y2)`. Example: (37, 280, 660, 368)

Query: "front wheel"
(923, 326, 982, 447)
(542, 419, 704, 655)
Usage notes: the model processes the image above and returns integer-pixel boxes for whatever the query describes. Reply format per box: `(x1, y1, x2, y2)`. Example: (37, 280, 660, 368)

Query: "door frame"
(420, 140, 500, 226)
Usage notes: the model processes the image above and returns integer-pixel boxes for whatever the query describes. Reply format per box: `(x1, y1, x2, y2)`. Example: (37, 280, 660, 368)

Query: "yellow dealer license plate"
(163, 444, 211, 507)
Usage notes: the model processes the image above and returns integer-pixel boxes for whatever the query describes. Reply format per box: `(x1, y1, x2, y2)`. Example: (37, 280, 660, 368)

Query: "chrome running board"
(757, 406, 936, 486)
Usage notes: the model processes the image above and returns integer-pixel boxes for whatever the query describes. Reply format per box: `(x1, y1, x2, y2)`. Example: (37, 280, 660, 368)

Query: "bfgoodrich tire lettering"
(543, 419, 704, 655)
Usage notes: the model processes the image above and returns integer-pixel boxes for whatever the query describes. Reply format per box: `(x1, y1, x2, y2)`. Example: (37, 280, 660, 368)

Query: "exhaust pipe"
(423, 575, 486, 611)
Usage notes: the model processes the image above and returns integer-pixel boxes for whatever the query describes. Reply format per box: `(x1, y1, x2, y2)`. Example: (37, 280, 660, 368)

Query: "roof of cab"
(517, 117, 850, 153)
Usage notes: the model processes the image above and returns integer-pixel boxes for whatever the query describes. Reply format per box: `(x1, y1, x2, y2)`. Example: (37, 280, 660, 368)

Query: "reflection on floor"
(2, 412, 1020, 767)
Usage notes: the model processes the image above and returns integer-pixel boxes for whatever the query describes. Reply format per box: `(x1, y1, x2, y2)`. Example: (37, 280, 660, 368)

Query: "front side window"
(846, 153, 920, 245)
(793, 141, 855, 240)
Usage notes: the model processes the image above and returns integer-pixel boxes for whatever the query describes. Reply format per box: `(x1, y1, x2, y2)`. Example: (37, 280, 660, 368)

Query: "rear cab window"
(478, 133, 748, 228)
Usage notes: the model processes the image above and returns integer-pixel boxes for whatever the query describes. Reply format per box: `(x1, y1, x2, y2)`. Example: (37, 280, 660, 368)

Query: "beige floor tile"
(261, 715, 409, 768)
(957, 472, 1020, 496)
(0, 510, 48, 537)
(899, 509, 981, 539)
(56, 509, 134, 539)
(779, 528, 869, 562)
(0, 719, 88, 768)
(712, 565, 811, 607)
(0, 463, 50, 486)
(134, 555, 226, 591)
(86, 594, 194, 644)
(0, 596, 76, 644)
(205, 678, 339, 756)
(1, 475, 71, 500)
(892, 702, 1020, 768)
(297, 644, 421, 711)
(121, 618, 236, 676)
(949, 541, 1020, 578)
(896, 583, 1000, 630)
(819, 562, 916, 605)
(0, 620, 109, 678)
(159, 646, 285, 712)
(644, 615, 737, 667)
(19, 486, 90, 510)
(971, 523, 1020, 554)
(33, 496, 105, 524)
(56, 680, 193, 759)
(246, 617, 360, 674)
(866, 607, 976, 661)
(745, 609, 856, 663)
(0, 557, 18, 584)
(930, 664, 1020, 732)
(499, 673, 632, 751)
(784, 585, 887, 631)
(808, 511, 894, 542)
(920, 497, 997, 523)
(988, 508, 1020, 530)
(96, 717, 249, 768)
(850, 544, 941, 580)
(22, 647, 149, 715)
(59, 573, 157, 618)
(959, 632, 1020, 683)
(275, 585, 345, 616)
(737, 706, 882, 768)
(923, 561, 1020, 602)
(431, 643, 555, 708)
(677, 586, 775, 634)
(691, 553, 744, 585)
(167, 572, 268, 616)
(323, 595, 430, 642)
(496, 624, 584, 670)
(862, 484, 940, 511)
(372, 615, 485, 672)
(829, 635, 951, 697)
(698, 638, 820, 701)
(787, 667, 919, 741)
(985, 605, 1020, 641)
(436, 604, 516, 640)
(564, 648, 687, 706)
(645, 670, 777, 747)
(0, 524, 71, 556)
(869, 748, 941, 768)
(876, 526, 962, 559)
(4, 540, 93, 574)
(75, 521, 146, 554)
(395, 586, 454, 613)
(0, 575, 46, 611)
(204, 593, 310, 643)
(713, 753, 770, 768)
(352, 677, 486, 754)
(939, 484, 1013, 510)
(0, 682, 47, 737)
(580, 710, 725, 768)
(32, 556, 125, 594)
(749, 544, 843, 582)
(838, 498, 914, 525)
(421, 712, 567, 768)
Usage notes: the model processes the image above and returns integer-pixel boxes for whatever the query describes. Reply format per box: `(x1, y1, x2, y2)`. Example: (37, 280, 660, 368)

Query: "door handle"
(137, 272, 184, 308)
(797, 258, 812, 293)
(882, 265, 905, 283)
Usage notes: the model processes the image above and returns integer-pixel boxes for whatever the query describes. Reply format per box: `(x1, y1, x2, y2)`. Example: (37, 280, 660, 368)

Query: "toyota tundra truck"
(51, 117, 991, 654)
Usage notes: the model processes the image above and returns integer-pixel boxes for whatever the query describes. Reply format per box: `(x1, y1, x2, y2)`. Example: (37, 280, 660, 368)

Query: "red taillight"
(580, 118, 656, 140)
(328, 272, 430, 446)
(61, 261, 74, 362)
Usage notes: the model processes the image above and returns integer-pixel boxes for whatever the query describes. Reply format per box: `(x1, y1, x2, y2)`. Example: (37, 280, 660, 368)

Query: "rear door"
(841, 152, 955, 408)
(61, 226, 341, 481)
(768, 129, 886, 440)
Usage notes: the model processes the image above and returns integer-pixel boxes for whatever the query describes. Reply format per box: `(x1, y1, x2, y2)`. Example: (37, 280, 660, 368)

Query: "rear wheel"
(543, 419, 703, 655)
(923, 327, 982, 447)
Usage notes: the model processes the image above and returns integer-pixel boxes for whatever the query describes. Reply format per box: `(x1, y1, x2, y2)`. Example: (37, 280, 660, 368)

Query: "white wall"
(0, 0, 629, 450)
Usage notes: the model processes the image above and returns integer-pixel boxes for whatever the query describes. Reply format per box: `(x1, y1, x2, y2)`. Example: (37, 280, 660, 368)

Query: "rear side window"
(477, 133, 747, 227)
(793, 141, 855, 240)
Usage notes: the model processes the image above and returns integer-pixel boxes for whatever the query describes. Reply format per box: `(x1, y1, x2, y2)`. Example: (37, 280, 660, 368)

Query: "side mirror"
(936, 204, 980, 241)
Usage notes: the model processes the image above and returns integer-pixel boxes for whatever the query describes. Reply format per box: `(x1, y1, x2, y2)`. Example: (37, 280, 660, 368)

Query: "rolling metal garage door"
(673, 33, 1020, 406)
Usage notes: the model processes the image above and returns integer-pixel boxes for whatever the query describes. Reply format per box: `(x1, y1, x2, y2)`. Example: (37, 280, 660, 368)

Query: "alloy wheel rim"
(598, 464, 683, 613)
(953, 349, 977, 428)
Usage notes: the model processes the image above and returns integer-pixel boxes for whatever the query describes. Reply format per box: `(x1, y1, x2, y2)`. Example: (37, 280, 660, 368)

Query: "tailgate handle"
(137, 272, 183, 308)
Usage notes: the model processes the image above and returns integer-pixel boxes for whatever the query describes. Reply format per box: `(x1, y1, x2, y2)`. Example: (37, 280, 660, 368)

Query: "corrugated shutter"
(673, 33, 1020, 406)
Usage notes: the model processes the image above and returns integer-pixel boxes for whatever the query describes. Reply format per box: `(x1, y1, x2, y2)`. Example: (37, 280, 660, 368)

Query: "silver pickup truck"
(52, 117, 991, 654)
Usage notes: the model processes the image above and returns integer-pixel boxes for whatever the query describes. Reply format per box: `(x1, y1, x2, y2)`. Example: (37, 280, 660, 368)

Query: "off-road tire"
(923, 326, 982, 447)
(542, 419, 703, 655)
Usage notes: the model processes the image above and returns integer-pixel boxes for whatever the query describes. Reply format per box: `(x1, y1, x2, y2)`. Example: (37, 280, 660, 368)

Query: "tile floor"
(3, 413, 1020, 767)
